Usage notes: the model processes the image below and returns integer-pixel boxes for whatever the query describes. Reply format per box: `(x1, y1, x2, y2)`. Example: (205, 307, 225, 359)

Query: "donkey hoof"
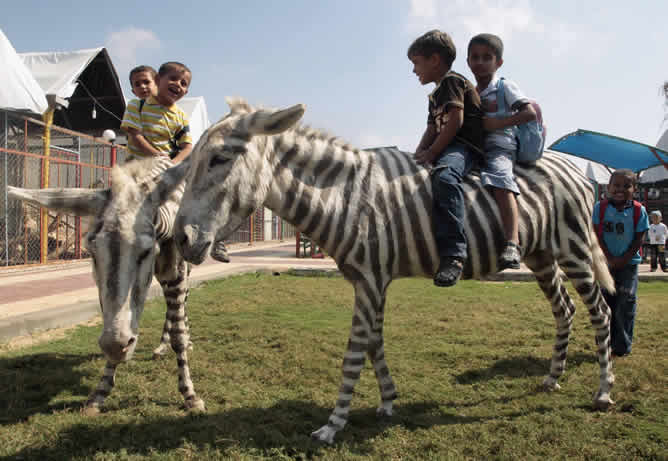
(185, 397, 206, 413)
(376, 402, 394, 419)
(593, 392, 614, 410)
(82, 405, 101, 417)
(541, 377, 561, 392)
(311, 426, 336, 445)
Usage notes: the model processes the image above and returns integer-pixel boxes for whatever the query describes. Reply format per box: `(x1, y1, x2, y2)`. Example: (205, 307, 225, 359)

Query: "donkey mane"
(110, 157, 173, 195)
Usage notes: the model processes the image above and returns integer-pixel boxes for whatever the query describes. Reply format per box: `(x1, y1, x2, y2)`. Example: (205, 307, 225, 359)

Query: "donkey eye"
(209, 155, 229, 169)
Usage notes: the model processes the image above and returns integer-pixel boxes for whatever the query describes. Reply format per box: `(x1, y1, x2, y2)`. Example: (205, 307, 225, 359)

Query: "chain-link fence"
(1, 110, 297, 268)
(0, 111, 118, 267)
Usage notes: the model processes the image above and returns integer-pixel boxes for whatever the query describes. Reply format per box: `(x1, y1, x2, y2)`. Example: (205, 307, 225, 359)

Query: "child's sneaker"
(211, 240, 230, 263)
(499, 241, 521, 271)
(433, 257, 464, 287)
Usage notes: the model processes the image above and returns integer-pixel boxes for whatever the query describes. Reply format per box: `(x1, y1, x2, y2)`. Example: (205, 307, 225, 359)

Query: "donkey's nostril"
(121, 336, 137, 354)
(176, 231, 188, 248)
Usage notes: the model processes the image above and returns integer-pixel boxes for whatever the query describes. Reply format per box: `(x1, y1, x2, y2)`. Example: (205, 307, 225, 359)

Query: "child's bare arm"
(415, 125, 437, 153)
(125, 127, 166, 157)
(415, 107, 463, 165)
(171, 143, 192, 164)
(617, 231, 647, 268)
(483, 103, 536, 131)
(595, 229, 613, 261)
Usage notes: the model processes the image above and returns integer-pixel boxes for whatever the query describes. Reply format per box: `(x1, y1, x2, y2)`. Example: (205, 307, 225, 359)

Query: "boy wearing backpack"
(593, 169, 649, 358)
(467, 33, 537, 270)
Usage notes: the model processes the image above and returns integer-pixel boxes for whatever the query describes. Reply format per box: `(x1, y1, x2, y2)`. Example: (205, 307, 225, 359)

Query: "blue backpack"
(497, 78, 546, 165)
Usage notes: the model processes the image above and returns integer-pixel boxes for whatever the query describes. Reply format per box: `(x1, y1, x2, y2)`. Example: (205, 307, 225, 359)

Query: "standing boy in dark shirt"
(408, 29, 485, 287)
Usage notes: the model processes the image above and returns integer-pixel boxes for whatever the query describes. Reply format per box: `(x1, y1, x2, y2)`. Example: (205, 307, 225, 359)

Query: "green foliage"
(1, 275, 666, 460)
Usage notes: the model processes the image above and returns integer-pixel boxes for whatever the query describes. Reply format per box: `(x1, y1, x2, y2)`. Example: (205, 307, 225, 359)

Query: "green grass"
(1, 274, 667, 460)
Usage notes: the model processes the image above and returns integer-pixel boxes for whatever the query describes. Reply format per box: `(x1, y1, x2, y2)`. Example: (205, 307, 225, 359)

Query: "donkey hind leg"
(155, 241, 205, 412)
(369, 297, 397, 418)
(559, 257, 614, 409)
(524, 253, 576, 392)
(312, 281, 383, 444)
(152, 316, 172, 359)
(83, 361, 118, 415)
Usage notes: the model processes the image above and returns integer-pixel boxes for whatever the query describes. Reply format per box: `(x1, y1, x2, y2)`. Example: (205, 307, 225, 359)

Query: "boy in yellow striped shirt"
(121, 61, 193, 164)
(121, 62, 231, 262)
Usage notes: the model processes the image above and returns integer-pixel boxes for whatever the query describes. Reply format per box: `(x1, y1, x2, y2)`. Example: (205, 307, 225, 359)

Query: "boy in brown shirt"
(408, 29, 485, 287)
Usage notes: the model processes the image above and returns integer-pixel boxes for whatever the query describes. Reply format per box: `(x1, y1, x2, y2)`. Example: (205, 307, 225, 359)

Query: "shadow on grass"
(455, 352, 598, 384)
(0, 352, 97, 425)
(3, 400, 490, 459)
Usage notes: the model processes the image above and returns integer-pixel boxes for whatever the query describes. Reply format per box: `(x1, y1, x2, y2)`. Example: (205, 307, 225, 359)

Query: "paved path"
(1, 240, 665, 343)
(0, 241, 336, 342)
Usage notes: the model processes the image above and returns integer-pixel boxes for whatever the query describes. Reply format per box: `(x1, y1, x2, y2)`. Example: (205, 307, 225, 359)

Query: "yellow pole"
(40, 108, 54, 264)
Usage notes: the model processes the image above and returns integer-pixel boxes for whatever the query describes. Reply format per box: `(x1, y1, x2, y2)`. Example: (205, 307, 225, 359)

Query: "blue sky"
(2, 0, 667, 151)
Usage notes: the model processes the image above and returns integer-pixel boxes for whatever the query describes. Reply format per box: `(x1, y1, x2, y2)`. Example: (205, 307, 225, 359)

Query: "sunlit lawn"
(1, 274, 666, 460)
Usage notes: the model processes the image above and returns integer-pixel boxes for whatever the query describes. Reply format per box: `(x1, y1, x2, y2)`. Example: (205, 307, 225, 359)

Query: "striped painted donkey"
(8, 157, 205, 414)
(164, 99, 614, 444)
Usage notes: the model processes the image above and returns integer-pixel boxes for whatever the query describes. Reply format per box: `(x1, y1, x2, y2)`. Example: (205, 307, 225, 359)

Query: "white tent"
(553, 150, 612, 184)
(0, 28, 47, 114)
(17, 45, 125, 132)
(19, 47, 104, 100)
(642, 129, 668, 183)
(177, 96, 211, 145)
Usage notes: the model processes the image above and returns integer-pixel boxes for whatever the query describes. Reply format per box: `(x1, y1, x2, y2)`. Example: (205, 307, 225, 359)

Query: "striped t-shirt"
(120, 96, 192, 158)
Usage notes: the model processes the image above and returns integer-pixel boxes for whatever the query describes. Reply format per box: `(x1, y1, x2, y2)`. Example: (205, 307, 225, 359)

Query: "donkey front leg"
(152, 317, 172, 359)
(153, 295, 194, 359)
(311, 283, 379, 444)
(525, 254, 575, 392)
(155, 241, 205, 412)
(83, 361, 118, 415)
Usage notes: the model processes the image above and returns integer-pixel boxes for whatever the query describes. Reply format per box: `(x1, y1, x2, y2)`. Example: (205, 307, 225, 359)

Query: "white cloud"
(105, 27, 161, 73)
(407, 0, 577, 57)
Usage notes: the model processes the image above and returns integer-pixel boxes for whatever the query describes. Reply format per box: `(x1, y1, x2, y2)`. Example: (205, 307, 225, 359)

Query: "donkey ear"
(250, 104, 306, 136)
(152, 157, 190, 206)
(8, 186, 109, 216)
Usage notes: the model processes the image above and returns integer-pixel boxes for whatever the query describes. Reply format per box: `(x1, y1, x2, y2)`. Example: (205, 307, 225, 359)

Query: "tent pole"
(40, 108, 54, 264)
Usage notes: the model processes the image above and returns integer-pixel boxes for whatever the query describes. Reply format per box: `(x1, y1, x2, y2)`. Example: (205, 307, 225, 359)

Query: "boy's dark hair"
(158, 61, 192, 77)
(609, 168, 637, 185)
(407, 30, 456, 68)
(468, 33, 504, 60)
(129, 65, 157, 84)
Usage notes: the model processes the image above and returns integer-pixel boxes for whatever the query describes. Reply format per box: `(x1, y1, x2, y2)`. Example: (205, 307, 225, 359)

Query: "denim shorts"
(481, 146, 520, 195)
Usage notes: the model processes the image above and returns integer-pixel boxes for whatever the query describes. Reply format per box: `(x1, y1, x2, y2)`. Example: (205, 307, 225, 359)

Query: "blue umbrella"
(549, 129, 668, 173)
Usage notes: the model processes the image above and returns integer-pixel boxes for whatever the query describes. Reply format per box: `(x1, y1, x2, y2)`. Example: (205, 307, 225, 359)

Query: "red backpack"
(596, 199, 642, 239)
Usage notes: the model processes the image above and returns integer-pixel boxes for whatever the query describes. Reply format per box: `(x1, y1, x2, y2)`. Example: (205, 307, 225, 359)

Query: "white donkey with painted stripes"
(8, 157, 204, 414)
(164, 99, 614, 444)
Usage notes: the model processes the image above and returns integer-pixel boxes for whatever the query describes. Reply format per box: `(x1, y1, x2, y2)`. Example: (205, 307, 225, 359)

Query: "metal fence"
(0, 110, 296, 268)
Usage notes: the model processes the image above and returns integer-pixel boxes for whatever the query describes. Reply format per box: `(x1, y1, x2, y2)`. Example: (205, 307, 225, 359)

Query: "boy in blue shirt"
(408, 30, 486, 287)
(467, 33, 537, 270)
(593, 169, 649, 357)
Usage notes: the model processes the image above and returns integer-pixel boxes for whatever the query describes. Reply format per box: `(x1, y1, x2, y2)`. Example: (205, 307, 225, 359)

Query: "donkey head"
(174, 98, 305, 264)
(8, 157, 187, 363)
